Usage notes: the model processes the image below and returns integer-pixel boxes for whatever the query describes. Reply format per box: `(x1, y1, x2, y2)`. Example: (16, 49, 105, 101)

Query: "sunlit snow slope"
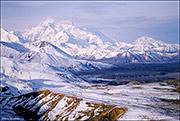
(14, 19, 179, 63)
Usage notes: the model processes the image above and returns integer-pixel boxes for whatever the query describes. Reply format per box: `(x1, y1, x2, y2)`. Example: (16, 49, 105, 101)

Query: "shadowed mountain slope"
(0, 89, 128, 121)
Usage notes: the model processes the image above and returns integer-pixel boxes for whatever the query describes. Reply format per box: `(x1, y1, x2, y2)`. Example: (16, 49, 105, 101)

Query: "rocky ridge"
(0, 89, 127, 121)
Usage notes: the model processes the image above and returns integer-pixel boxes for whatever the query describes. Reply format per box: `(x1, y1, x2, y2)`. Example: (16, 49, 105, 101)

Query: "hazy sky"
(1, 1, 179, 44)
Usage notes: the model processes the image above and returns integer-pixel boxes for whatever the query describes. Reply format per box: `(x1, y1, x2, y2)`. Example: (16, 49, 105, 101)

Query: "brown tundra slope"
(0, 90, 127, 121)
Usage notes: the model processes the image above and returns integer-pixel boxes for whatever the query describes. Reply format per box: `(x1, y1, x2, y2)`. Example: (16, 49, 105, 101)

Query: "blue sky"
(1, 1, 179, 44)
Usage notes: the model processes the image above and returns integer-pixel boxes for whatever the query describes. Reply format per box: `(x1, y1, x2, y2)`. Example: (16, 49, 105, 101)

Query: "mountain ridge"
(0, 89, 128, 120)
(1, 19, 179, 63)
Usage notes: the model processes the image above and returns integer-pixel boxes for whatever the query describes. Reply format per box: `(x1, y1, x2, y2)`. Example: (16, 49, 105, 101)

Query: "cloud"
(2, 2, 47, 9)
(2, 2, 20, 8)
(111, 16, 157, 27)
(78, 2, 127, 14)
(19, 2, 47, 8)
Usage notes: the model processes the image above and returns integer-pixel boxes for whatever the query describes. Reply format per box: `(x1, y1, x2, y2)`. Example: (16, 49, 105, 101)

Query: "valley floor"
(1, 73, 179, 120)
(87, 82, 179, 120)
(55, 82, 179, 120)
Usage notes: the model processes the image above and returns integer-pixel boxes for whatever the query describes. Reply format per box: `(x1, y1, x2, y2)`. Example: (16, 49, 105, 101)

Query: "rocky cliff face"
(0, 89, 127, 121)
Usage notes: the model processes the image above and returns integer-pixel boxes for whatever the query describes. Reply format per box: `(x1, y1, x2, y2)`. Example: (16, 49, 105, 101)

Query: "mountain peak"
(1, 28, 20, 43)
(39, 19, 55, 26)
(134, 36, 165, 46)
(57, 20, 74, 25)
(134, 36, 155, 43)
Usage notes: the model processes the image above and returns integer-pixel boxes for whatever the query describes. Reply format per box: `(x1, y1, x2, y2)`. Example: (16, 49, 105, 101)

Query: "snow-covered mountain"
(101, 37, 179, 63)
(133, 36, 179, 55)
(1, 21, 179, 120)
(1, 28, 112, 70)
(14, 19, 118, 60)
(13, 19, 179, 63)
(0, 27, 114, 94)
(1, 28, 20, 43)
(0, 19, 179, 92)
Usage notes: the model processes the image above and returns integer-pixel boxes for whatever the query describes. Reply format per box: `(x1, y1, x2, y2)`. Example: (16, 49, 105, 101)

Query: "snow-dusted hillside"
(1, 89, 127, 120)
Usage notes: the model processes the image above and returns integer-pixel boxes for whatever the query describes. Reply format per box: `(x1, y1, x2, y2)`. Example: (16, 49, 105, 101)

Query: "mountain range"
(9, 19, 179, 64)
(1, 19, 179, 120)
(1, 19, 179, 87)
